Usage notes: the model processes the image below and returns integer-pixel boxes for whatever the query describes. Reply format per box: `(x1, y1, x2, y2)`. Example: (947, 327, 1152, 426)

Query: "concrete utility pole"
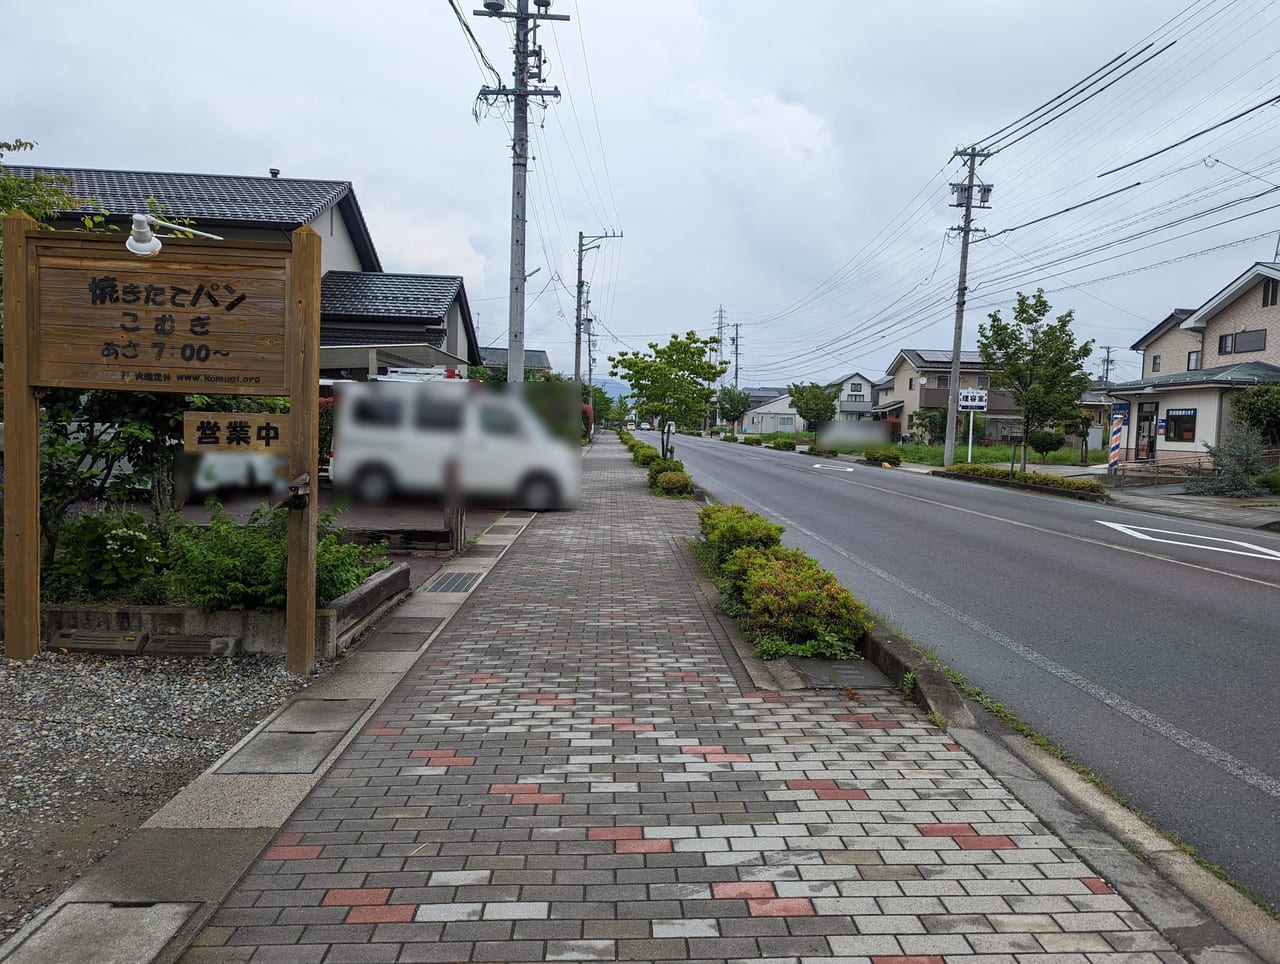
(574, 229, 622, 394)
(732, 323, 741, 387)
(943, 146, 993, 467)
(1100, 345, 1116, 386)
(475, 0, 567, 383)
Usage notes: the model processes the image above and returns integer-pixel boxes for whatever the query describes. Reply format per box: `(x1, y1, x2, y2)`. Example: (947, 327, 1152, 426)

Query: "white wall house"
(743, 395, 799, 435)
(1110, 264, 1280, 460)
(827, 371, 877, 422)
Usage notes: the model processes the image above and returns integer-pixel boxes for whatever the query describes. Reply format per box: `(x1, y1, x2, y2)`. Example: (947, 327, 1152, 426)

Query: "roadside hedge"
(633, 445, 662, 467)
(694, 503, 872, 660)
(862, 448, 901, 466)
(772, 438, 797, 451)
(743, 436, 764, 446)
(944, 462, 1107, 496)
(646, 457, 685, 487)
(809, 448, 840, 459)
(657, 470, 693, 495)
(697, 503, 783, 570)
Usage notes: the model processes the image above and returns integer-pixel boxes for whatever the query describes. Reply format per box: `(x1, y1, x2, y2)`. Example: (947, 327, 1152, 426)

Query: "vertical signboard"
(2, 215, 321, 673)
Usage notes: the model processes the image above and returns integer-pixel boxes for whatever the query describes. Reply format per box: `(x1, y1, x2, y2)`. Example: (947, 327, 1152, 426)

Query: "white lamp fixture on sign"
(126, 214, 224, 258)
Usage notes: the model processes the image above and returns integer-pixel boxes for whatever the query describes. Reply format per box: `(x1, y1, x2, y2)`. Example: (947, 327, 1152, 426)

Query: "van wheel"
(517, 475, 559, 511)
(354, 466, 394, 504)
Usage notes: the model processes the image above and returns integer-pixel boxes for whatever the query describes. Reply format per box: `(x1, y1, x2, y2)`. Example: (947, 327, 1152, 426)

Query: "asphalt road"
(652, 432, 1280, 911)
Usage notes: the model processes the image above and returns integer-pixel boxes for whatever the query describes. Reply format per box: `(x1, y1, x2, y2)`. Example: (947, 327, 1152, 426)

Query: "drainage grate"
(425, 570, 481, 593)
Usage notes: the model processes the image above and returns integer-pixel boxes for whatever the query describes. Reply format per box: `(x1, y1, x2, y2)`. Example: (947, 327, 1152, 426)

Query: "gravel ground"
(0, 651, 316, 941)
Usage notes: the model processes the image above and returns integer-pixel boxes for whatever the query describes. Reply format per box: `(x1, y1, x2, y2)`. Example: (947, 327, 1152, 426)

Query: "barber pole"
(1109, 416, 1124, 469)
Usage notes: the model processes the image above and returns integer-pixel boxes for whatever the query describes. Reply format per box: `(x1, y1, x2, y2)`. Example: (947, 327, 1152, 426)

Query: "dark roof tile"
(322, 272, 461, 321)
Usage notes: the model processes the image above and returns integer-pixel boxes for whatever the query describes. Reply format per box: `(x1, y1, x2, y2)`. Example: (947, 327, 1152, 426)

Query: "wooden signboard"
(30, 236, 288, 394)
(3, 215, 321, 674)
(183, 412, 291, 453)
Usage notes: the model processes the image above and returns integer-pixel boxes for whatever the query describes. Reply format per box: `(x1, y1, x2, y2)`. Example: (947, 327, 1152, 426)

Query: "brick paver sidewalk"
(188, 437, 1181, 963)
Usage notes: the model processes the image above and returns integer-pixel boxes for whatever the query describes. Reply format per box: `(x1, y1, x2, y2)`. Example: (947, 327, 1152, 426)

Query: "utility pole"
(943, 146, 993, 467)
(1100, 345, 1116, 386)
(475, 0, 567, 383)
(574, 229, 622, 394)
(731, 323, 741, 387)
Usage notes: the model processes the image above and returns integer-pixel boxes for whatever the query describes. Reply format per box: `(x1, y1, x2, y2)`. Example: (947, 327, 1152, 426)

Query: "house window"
(976, 375, 991, 389)
(1263, 277, 1279, 307)
(908, 377, 916, 390)
(1220, 329, 1266, 354)
(779, 416, 794, 429)
(1165, 408, 1196, 443)
(852, 393, 865, 402)
(1187, 350, 1202, 370)
(936, 375, 950, 389)
(851, 382, 862, 393)
(1151, 354, 1161, 372)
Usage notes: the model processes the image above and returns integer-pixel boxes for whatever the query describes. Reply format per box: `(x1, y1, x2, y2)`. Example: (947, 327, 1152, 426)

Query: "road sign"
(958, 388, 988, 412)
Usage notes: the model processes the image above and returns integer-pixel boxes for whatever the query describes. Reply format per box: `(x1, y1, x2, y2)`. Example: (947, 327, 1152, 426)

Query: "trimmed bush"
(861, 448, 901, 466)
(656, 470, 693, 495)
(720, 435, 739, 443)
(739, 550, 872, 653)
(633, 445, 662, 467)
(946, 463, 1106, 496)
(697, 503, 784, 570)
(1256, 469, 1280, 493)
(743, 436, 764, 446)
(647, 458, 685, 487)
(772, 438, 797, 451)
(809, 448, 839, 458)
(1028, 429, 1067, 460)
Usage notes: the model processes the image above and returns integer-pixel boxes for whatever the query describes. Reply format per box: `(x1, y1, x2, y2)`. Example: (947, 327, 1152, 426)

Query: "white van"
(328, 381, 580, 510)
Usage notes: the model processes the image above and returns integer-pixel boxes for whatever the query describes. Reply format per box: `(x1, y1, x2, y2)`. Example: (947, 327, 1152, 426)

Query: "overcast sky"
(7, 0, 1280, 389)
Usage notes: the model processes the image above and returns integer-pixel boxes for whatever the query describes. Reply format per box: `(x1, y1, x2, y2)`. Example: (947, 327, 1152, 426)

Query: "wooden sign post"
(1, 213, 322, 674)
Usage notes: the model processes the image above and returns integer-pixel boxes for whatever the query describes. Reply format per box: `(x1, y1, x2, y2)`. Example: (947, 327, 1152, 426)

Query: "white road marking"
(697, 472, 1280, 800)
(1096, 521, 1280, 561)
(812, 464, 855, 472)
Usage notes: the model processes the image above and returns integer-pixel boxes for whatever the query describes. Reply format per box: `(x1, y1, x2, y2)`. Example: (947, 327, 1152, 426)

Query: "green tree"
(717, 385, 751, 434)
(588, 384, 614, 424)
(978, 289, 1094, 472)
(1027, 428, 1066, 461)
(908, 408, 947, 445)
(1232, 385, 1280, 446)
(1185, 425, 1266, 497)
(609, 332, 728, 458)
(786, 382, 838, 429)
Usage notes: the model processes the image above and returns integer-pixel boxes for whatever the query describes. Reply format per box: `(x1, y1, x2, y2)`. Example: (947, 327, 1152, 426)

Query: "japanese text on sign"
(182, 412, 292, 453)
(92, 276, 242, 367)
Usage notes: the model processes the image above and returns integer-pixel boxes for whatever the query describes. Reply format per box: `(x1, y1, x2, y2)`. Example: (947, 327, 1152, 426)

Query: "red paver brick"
(264, 845, 323, 861)
(321, 887, 391, 906)
(409, 748, 457, 759)
(587, 826, 644, 840)
(704, 753, 751, 763)
(954, 835, 1016, 850)
(712, 881, 777, 899)
(511, 792, 563, 805)
(346, 904, 416, 924)
(363, 727, 403, 736)
(815, 788, 870, 801)
(274, 832, 304, 847)
(944, 743, 963, 751)
(1081, 877, 1114, 894)
(786, 779, 838, 790)
(917, 823, 976, 837)
(680, 745, 725, 755)
(614, 838, 673, 854)
(489, 783, 540, 794)
(747, 897, 816, 917)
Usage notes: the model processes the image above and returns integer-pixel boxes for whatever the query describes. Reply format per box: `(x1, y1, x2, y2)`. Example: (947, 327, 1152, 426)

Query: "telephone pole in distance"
(574, 229, 622, 395)
(475, 0, 567, 383)
(943, 145, 993, 467)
